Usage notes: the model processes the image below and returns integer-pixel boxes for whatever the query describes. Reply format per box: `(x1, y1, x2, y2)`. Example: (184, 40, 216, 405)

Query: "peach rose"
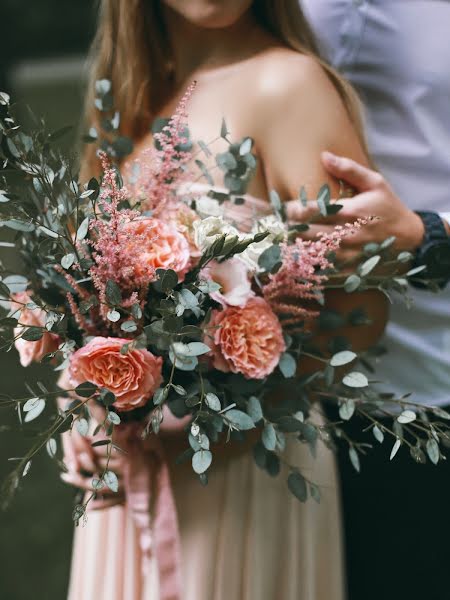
(208, 297, 285, 379)
(202, 258, 254, 307)
(67, 337, 162, 411)
(125, 217, 191, 282)
(163, 201, 202, 260)
(12, 292, 59, 367)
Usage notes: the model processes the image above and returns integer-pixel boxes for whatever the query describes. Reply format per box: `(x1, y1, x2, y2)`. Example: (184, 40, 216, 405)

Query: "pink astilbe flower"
(125, 82, 196, 215)
(53, 265, 102, 335)
(263, 219, 369, 329)
(88, 152, 157, 315)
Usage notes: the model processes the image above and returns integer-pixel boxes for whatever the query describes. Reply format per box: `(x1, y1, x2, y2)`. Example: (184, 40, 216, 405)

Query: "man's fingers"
(295, 224, 345, 240)
(321, 152, 384, 192)
(285, 199, 348, 225)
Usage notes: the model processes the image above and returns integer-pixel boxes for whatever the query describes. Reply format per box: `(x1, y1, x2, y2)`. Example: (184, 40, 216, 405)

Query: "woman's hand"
(60, 402, 126, 510)
(286, 151, 426, 261)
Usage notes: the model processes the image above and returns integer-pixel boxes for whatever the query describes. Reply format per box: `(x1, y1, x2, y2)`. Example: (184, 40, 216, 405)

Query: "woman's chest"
(132, 78, 270, 201)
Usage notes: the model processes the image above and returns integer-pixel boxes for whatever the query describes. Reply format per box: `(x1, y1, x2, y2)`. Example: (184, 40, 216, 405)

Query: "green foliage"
(0, 85, 448, 522)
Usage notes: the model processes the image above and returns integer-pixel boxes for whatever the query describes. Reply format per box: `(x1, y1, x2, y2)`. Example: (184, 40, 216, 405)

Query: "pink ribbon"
(122, 424, 182, 600)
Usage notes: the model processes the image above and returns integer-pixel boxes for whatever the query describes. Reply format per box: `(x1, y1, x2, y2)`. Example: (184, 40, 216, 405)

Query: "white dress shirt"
(302, 0, 450, 406)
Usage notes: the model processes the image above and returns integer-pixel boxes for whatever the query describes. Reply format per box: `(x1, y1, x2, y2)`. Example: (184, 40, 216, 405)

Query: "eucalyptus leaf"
(278, 353, 296, 378)
(433, 407, 450, 421)
(24, 398, 45, 422)
(46, 438, 57, 458)
(104, 470, 119, 493)
(359, 255, 381, 277)
(61, 254, 76, 270)
(309, 483, 321, 504)
(3, 219, 35, 232)
(75, 382, 98, 398)
(342, 371, 369, 388)
(287, 472, 308, 502)
(348, 447, 360, 472)
(75, 418, 89, 436)
(205, 393, 221, 412)
(344, 274, 361, 293)
(107, 411, 121, 425)
(174, 342, 210, 357)
(390, 438, 401, 461)
(21, 327, 44, 342)
(107, 310, 121, 323)
(192, 450, 212, 474)
(426, 438, 440, 465)
(158, 269, 178, 293)
(220, 118, 229, 138)
(247, 396, 263, 423)
(373, 425, 384, 444)
(169, 347, 198, 371)
(121, 320, 137, 333)
(239, 137, 253, 156)
(225, 409, 255, 431)
(258, 244, 282, 273)
(397, 410, 416, 424)
(407, 265, 427, 277)
(22, 461, 32, 477)
(76, 217, 90, 241)
(262, 423, 277, 451)
(330, 351, 357, 367)
(339, 400, 355, 421)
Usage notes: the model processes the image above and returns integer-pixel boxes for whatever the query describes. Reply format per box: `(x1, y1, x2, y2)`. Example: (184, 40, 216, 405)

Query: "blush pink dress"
(66, 194, 345, 600)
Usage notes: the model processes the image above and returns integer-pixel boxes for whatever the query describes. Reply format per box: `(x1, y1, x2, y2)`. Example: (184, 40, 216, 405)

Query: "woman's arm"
(253, 51, 388, 354)
(254, 51, 367, 199)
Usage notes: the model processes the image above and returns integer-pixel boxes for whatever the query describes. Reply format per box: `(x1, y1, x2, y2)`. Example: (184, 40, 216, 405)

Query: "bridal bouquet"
(1, 82, 449, 525)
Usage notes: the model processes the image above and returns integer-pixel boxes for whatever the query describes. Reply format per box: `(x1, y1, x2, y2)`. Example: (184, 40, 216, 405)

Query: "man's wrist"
(410, 210, 450, 288)
(408, 210, 426, 250)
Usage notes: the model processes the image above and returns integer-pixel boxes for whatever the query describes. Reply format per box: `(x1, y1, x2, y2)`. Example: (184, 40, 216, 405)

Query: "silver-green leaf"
(192, 450, 213, 474)
(342, 371, 368, 388)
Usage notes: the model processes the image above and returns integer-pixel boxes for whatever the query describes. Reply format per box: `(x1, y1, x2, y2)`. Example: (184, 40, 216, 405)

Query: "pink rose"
(203, 258, 254, 307)
(12, 292, 59, 367)
(208, 297, 286, 379)
(67, 337, 162, 411)
(125, 217, 191, 282)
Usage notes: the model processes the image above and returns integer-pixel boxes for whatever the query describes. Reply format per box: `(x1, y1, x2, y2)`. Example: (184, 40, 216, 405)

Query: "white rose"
(193, 216, 241, 252)
(240, 215, 287, 272)
(255, 215, 287, 239)
(195, 195, 224, 218)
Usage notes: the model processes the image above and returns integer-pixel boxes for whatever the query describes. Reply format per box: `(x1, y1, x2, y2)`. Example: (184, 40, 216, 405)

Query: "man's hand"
(286, 151, 426, 259)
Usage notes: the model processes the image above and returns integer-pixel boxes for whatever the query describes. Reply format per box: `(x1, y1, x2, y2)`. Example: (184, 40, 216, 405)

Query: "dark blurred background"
(0, 2, 97, 598)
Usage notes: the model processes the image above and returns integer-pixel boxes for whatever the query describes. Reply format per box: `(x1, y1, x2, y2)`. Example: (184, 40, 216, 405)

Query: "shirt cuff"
(439, 212, 450, 226)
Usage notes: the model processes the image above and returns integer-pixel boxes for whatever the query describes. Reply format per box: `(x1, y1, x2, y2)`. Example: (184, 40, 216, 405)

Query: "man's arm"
(286, 152, 450, 285)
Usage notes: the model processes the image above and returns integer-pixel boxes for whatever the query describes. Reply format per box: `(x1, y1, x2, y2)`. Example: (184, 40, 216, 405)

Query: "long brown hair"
(82, 0, 367, 177)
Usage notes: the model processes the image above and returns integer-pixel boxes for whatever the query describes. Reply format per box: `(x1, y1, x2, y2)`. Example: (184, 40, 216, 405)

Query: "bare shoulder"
(251, 47, 336, 96)
(245, 47, 367, 197)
